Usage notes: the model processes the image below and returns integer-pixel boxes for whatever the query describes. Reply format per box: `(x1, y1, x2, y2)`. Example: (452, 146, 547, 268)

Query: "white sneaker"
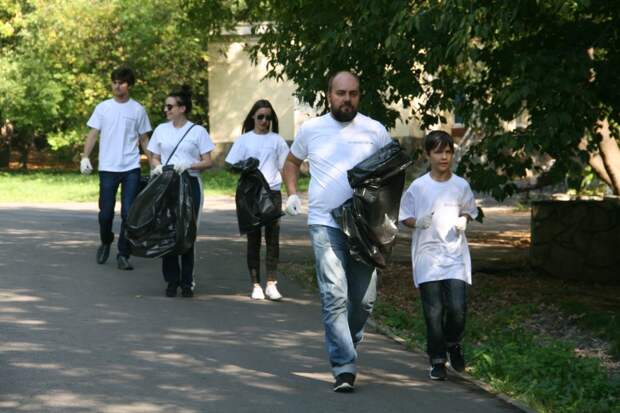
(264, 281, 283, 301)
(251, 284, 265, 300)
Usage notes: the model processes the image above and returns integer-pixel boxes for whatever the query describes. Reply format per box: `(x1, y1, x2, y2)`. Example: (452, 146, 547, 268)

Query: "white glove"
(173, 162, 192, 174)
(150, 164, 163, 177)
(415, 213, 433, 229)
(455, 216, 468, 232)
(80, 157, 93, 175)
(285, 194, 302, 216)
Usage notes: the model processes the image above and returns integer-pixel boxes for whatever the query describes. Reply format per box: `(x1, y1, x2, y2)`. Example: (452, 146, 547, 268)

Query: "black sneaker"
(429, 363, 447, 381)
(96, 243, 111, 264)
(448, 344, 465, 372)
(165, 283, 178, 297)
(333, 373, 355, 393)
(117, 255, 134, 270)
(181, 286, 194, 298)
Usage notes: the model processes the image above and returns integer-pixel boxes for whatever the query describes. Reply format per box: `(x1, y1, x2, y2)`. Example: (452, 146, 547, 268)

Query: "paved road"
(0, 198, 523, 413)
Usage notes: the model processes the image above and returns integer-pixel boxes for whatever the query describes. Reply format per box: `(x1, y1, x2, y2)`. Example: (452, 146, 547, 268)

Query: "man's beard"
(331, 104, 357, 122)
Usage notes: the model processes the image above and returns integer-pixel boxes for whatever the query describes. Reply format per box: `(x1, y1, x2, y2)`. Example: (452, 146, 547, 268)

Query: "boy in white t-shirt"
(80, 67, 152, 271)
(399, 130, 478, 381)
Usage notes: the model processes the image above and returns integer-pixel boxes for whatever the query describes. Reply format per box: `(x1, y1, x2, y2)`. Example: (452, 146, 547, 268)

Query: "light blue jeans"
(308, 225, 377, 377)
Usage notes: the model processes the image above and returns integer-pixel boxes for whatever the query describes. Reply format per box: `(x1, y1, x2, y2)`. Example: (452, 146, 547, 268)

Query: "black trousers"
(419, 279, 467, 365)
(246, 190, 282, 283)
(162, 176, 201, 288)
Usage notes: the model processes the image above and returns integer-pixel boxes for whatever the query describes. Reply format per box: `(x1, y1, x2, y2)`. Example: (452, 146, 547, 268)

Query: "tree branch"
(597, 119, 620, 195)
(579, 135, 613, 187)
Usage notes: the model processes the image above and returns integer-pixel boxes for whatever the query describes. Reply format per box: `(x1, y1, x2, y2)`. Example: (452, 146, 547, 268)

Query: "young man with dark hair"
(80, 67, 152, 270)
(399, 130, 478, 380)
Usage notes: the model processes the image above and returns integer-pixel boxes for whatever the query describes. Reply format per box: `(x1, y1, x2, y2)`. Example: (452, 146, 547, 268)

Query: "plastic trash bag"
(231, 157, 284, 235)
(332, 140, 412, 268)
(126, 165, 197, 258)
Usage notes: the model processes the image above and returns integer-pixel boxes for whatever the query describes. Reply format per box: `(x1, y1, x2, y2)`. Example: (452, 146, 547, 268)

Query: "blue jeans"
(419, 279, 467, 365)
(162, 176, 202, 288)
(98, 168, 141, 257)
(308, 225, 377, 377)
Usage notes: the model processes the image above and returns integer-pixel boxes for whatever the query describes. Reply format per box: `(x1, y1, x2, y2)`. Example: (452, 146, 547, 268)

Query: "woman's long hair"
(241, 99, 279, 133)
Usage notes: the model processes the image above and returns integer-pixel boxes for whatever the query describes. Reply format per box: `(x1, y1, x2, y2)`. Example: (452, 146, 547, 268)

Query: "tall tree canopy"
(186, 0, 620, 198)
(0, 0, 211, 167)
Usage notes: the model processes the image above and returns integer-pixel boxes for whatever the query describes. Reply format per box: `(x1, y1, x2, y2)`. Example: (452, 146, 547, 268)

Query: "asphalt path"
(0, 197, 523, 413)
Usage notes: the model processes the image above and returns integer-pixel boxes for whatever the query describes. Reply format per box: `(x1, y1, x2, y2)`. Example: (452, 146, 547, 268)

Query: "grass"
(374, 265, 620, 413)
(280, 259, 620, 413)
(0, 169, 310, 202)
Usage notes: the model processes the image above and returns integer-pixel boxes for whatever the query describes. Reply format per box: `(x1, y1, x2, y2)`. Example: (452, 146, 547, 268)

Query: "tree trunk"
(0, 121, 12, 168)
(586, 151, 613, 188)
(19, 146, 29, 170)
(0, 144, 9, 168)
(597, 119, 620, 195)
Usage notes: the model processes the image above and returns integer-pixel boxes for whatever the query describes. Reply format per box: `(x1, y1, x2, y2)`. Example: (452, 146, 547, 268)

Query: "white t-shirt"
(225, 131, 289, 190)
(399, 172, 478, 287)
(290, 113, 392, 228)
(87, 98, 152, 172)
(147, 121, 215, 178)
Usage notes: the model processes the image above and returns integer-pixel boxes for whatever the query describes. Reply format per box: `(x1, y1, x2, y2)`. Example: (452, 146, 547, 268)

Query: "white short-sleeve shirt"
(225, 131, 289, 190)
(290, 113, 392, 228)
(147, 121, 215, 178)
(87, 98, 152, 172)
(399, 172, 478, 287)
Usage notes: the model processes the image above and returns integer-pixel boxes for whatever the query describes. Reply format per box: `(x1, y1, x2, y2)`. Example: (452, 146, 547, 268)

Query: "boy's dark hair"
(242, 99, 279, 133)
(169, 85, 193, 114)
(424, 130, 454, 154)
(111, 67, 136, 86)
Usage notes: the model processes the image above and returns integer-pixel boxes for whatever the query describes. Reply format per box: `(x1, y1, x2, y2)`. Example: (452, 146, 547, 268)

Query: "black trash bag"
(138, 174, 150, 193)
(332, 140, 412, 268)
(126, 165, 197, 258)
(232, 157, 284, 235)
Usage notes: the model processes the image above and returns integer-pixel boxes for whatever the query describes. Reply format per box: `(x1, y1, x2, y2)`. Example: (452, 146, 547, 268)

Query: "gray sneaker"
(117, 255, 134, 271)
(429, 363, 447, 380)
(96, 243, 111, 264)
(333, 373, 355, 392)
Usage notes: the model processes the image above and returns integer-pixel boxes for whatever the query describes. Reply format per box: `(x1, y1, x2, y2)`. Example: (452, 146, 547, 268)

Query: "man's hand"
(173, 162, 192, 174)
(285, 194, 302, 216)
(455, 216, 468, 232)
(150, 165, 163, 177)
(415, 213, 433, 229)
(80, 157, 93, 175)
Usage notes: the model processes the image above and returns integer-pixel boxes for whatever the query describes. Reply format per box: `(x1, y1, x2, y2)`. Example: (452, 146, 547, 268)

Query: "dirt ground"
(382, 205, 620, 376)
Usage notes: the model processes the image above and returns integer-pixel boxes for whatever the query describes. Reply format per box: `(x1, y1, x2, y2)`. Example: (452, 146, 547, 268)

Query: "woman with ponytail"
(225, 99, 289, 300)
(147, 86, 215, 298)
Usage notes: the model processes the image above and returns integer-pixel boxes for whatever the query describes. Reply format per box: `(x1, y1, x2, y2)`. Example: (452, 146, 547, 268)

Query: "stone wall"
(530, 198, 620, 283)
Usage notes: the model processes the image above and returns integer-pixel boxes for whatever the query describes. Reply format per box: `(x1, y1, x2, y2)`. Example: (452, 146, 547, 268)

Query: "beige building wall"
(207, 27, 459, 152)
(208, 39, 298, 144)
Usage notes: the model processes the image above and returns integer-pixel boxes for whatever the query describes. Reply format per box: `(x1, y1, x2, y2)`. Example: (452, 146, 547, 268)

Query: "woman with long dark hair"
(225, 99, 289, 300)
(148, 86, 215, 297)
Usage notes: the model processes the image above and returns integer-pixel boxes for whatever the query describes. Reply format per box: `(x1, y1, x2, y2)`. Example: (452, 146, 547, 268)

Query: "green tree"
(196, 0, 620, 198)
(0, 0, 31, 166)
(0, 0, 212, 168)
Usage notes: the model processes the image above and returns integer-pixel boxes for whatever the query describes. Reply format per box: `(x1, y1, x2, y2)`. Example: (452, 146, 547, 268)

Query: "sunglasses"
(256, 114, 272, 121)
(164, 104, 177, 111)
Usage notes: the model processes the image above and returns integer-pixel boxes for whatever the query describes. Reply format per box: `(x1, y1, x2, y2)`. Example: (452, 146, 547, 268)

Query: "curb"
(366, 318, 540, 413)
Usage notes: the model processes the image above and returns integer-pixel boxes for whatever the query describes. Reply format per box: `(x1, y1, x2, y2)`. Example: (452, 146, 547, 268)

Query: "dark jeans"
(419, 279, 467, 365)
(246, 190, 282, 283)
(162, 176, 201, 288)
(98, 168, 141, 257)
